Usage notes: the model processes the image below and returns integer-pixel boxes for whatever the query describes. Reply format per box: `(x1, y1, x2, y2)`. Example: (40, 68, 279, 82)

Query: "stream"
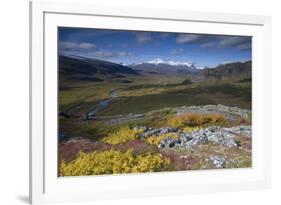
(85, 90, 118, 119)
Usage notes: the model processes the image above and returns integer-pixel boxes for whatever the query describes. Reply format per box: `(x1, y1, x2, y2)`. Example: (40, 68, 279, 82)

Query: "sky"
(58, 27, 252, 68)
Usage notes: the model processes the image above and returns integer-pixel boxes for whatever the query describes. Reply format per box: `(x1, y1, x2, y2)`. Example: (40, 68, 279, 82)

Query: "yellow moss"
(145, 133, 179, 145)
(167, 113, 227, 128)
(182, 126, 201, 133)
(101, 126, 144, 145)
(60, 149, 170, 176)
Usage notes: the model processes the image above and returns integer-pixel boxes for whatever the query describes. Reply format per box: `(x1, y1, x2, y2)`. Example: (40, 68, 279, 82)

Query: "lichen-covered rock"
(207, 156, 226, 168)
(179, 132, 192, 142)
(206, 128, 237, 148)
(139, 128, 160, 138)
(133, 126, 148, 132)
(157, 125, 250, 149)
(159, 137, 181, 148)
(159, 127, 179, 135)
(193, 135, 209, 144)
(223, 125, 251, 137)
(140, 127, 179, 138)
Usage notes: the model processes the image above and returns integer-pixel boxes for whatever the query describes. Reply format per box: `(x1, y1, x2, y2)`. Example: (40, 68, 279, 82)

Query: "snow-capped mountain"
(129, 58, 199, 74)
(147, 58, 194, 67)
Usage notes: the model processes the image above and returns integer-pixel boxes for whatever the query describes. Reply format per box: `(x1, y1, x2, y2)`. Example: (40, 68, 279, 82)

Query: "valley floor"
(58, 75, 252, 176)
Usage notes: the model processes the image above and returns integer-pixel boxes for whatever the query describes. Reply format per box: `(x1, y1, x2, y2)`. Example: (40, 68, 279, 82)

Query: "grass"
(101, 126, 144, 145)
(60, 149, 170, 176)
(167, 113, 228, 129)
(182, 126, 201, 132)
(98, 94, 216, 116)
(146, 133, 179, 145)
(162, 141, 251, 170)
(59, 75, 251, 117)
(59, 81, 122, 111)
(79, 121, 148, 141)
(80, 122, 109, 138)
(97, 81, 251, 116)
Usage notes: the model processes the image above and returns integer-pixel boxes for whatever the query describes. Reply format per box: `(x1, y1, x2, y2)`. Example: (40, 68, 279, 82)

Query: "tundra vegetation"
(58, 56, 252, 176)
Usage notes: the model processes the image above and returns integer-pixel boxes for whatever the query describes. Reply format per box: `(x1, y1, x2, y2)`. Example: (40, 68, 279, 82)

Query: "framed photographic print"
(30, 1, 272, 204)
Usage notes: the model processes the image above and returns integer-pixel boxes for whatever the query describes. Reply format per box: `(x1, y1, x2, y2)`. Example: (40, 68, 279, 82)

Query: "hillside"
(202, 61, 251, 80)
(59, 55, 139, 82)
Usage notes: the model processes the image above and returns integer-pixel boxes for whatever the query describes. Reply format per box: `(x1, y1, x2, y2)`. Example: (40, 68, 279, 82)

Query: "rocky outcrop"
(174, 104, 251, 120)
(224, 125, 252, 137)
(206, 156, 226, 168)
(157, 125, 251, 149)
(139, 127, 179, 138)
(134, 125, 251, 149)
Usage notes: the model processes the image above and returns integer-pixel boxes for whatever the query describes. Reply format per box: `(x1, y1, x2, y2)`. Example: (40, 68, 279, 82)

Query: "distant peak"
(147, 58, 194, 67)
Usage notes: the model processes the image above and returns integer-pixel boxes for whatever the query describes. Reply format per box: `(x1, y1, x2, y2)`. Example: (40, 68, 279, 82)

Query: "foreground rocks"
(139, 127, 179, 138)
(206, 156, 226, 168)
(60, 125, 251, 166)
(155, 125, 251, 148)
(59, 124, 251, 171)
(134, 125, 251, 149)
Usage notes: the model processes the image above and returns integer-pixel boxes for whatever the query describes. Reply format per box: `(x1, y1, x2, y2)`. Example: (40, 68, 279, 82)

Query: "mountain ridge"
(59, 55, 139, 82)
(59, 54, 251, 82)
(201, 60, 251, 79)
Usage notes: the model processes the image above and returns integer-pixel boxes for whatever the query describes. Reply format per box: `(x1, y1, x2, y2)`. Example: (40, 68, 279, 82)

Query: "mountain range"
(128, 59, 198, 74)
(59, 54, 251, 82)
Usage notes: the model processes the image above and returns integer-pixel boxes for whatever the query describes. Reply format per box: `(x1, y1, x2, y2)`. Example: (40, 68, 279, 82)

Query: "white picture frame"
(30, 1, 272, 204)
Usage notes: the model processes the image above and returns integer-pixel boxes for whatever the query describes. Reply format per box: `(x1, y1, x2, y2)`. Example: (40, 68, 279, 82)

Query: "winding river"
(86, 90, 118, 119)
